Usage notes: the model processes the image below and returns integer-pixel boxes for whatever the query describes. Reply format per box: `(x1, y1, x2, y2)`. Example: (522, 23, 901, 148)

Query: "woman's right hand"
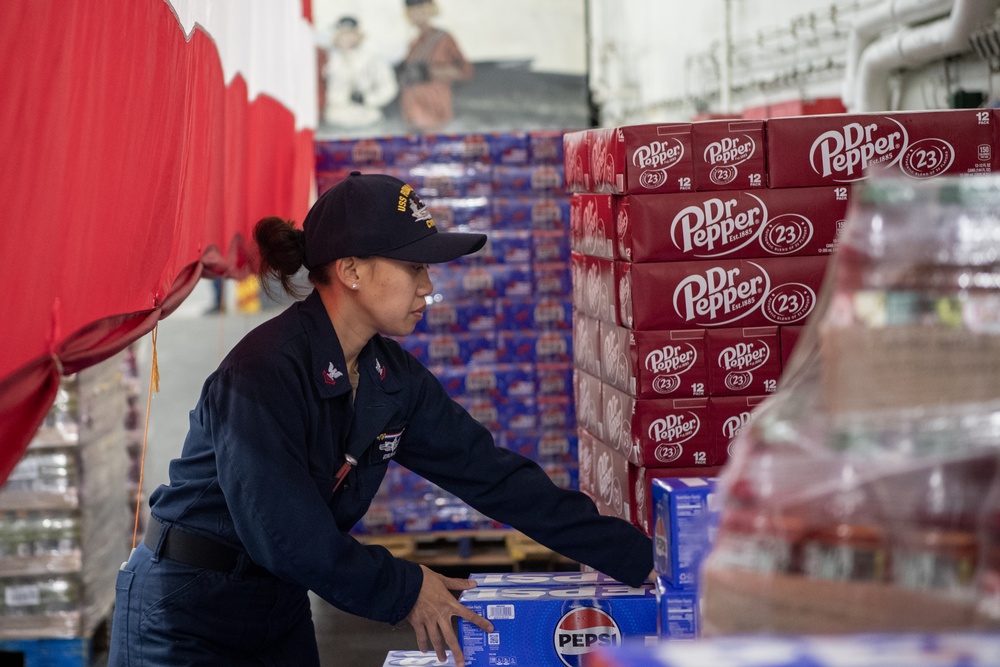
(404, 564, 493, 667)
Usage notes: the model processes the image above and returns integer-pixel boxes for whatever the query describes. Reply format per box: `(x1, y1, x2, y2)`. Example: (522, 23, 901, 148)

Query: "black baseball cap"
(303, 172, 486, 268)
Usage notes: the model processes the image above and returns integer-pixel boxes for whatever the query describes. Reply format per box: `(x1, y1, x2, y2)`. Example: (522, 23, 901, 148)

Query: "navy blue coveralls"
(109, 291, 653, 665)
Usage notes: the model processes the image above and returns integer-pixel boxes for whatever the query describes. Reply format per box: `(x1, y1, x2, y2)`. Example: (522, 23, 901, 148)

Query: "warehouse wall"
(588, 0, 1000, 124)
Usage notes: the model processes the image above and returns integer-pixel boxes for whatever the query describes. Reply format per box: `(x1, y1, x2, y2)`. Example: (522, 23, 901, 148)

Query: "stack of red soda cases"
(563, 109, 997, 533)
(567, 108, 1000, 539)
(567, 119, 836, 536)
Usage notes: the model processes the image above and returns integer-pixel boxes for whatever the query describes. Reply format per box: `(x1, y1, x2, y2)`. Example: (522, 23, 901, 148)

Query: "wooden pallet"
(356, 529, 575, 570)
(0, 615, 109, 667)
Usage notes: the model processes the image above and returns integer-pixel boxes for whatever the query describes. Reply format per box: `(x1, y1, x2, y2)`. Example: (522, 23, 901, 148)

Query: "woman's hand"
(404, 564, 493, 667)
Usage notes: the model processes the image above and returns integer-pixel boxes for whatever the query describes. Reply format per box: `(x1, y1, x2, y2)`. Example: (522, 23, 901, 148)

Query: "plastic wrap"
(700, 173, 1000, 635)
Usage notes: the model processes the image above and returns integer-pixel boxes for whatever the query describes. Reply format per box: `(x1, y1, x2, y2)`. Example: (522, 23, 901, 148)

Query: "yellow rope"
(131, 324, 159, 549)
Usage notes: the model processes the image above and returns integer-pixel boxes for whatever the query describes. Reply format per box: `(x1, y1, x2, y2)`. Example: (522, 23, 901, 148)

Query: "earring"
(351, 283, 358, 290)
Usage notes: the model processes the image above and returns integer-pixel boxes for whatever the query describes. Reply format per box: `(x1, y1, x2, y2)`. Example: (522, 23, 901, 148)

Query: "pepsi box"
(397, 332, 496, 367)
(470, 571, 627, 587)
(401, 163, 493, 198)
(651, 477, 719, 589)
(314, 136, 427, 170)
(534, 229, 572, 264)
(534, 262, 573, 298)
(414, 298, 496, 334)
(474, 230, 533, 265)
(423, 131, 529, 164)
(655, 577, 701, 639)
(541, 460, 580, 490)
(454, 395, 537, 433)
(492, 164, 566, 194)
(432, 363, 534, 399)
(382, 650, 454, 666)
(496, 297, 572, 331)
(493, 195, 572, 230)
(425, 197, 492, 232)
(459, 584, 657, 667)
(528, 130, 567, 165)
(500, 430, 577, 462)
(536, 362, 574, 397)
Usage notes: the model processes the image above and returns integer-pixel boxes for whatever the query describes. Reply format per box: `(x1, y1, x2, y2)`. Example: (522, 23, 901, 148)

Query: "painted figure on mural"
(397, 0, 473, 133)
(324, 16, 399, 130)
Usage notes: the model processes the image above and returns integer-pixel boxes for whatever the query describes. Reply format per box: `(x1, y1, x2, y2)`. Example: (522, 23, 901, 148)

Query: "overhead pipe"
(853, 0, 999, 111)
(842, 0, 956, 108)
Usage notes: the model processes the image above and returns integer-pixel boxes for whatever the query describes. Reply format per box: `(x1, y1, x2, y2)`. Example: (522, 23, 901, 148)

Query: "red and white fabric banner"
(0, 0, 317, 484)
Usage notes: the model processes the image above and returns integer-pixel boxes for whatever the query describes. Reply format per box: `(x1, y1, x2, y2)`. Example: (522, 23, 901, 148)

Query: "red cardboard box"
(570, 193, 616, 259)
(572, 309, 602, 378)
(577, 427, 599, 497)
(602, 382, 723, 468)
(599, 321, 708, 399)
(592, 124, 695, 195)
(571, 252, 617, 323)
(765, 108, 1000, 187)
(563, 129, 591, 192)
(705, 327, 781, 396)
(616, 256, 829, 330)
(692, 119, 766, 191)
(780, 324, 805, 369)
(591, 436, 632, 523)
(709, 395, 768, 459)
(616, 187, 848, 263)
(574, 369, 604, 441)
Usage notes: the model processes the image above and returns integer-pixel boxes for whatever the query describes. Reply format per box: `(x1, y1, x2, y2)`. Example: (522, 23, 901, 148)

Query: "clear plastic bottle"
(701, 173, 1000, 635)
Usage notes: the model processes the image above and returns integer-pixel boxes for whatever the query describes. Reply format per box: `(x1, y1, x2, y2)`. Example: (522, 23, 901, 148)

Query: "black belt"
(145, 518, 269, 576)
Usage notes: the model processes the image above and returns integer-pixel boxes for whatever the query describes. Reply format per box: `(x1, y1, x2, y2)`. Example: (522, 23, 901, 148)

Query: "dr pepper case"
(709, 395, 769, 459)
(691, 119, 766, 191)
(616, 186, 848, 263)
(616, 256, 829, 331)
(765, 108, 1000, 188)
(591, 124, 695, 195)
(599, 320, 708, 399)
(570, 193, 616, 259)
(601, 382, 723, 468)
(704, 326, 781, 396)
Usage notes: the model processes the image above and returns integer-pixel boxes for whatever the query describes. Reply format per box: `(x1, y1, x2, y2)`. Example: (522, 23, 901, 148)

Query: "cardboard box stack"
(566, 109, 1000, 546)
(315, 131, 577, 535)
(566, 120, 828, 536)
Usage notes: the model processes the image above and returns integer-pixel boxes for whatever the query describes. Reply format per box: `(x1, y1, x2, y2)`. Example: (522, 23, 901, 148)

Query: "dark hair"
(253, 217, 330, 300)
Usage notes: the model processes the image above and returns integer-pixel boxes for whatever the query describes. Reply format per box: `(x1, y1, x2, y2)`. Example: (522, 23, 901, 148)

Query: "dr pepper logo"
(704, 135, 756, 185)
(632, 137, 684, 189)
(649, 413, 700, 463)
(809, 118, 908, 181)
(673, 263, 770, 326)
(670, 193, 767, 256)
(673, 263, 815, 326)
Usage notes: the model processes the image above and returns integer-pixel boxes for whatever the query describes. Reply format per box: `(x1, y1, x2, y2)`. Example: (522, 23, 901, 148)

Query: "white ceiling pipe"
(854, 0, 999, 111)
(842, 0, 956, 108)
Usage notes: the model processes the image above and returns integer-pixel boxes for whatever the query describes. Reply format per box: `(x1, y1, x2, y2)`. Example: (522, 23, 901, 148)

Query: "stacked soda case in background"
(315, 131, 577, 535)
(0, 353, 131, 639)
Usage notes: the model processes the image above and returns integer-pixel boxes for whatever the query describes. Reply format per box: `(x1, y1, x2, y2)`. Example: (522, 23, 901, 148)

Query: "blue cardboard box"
(651, 477, 719, 590)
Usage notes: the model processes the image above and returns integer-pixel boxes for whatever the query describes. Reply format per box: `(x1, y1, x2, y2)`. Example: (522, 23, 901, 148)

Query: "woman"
(398, 0, 473, 133)
(109, 172, 653, 666)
